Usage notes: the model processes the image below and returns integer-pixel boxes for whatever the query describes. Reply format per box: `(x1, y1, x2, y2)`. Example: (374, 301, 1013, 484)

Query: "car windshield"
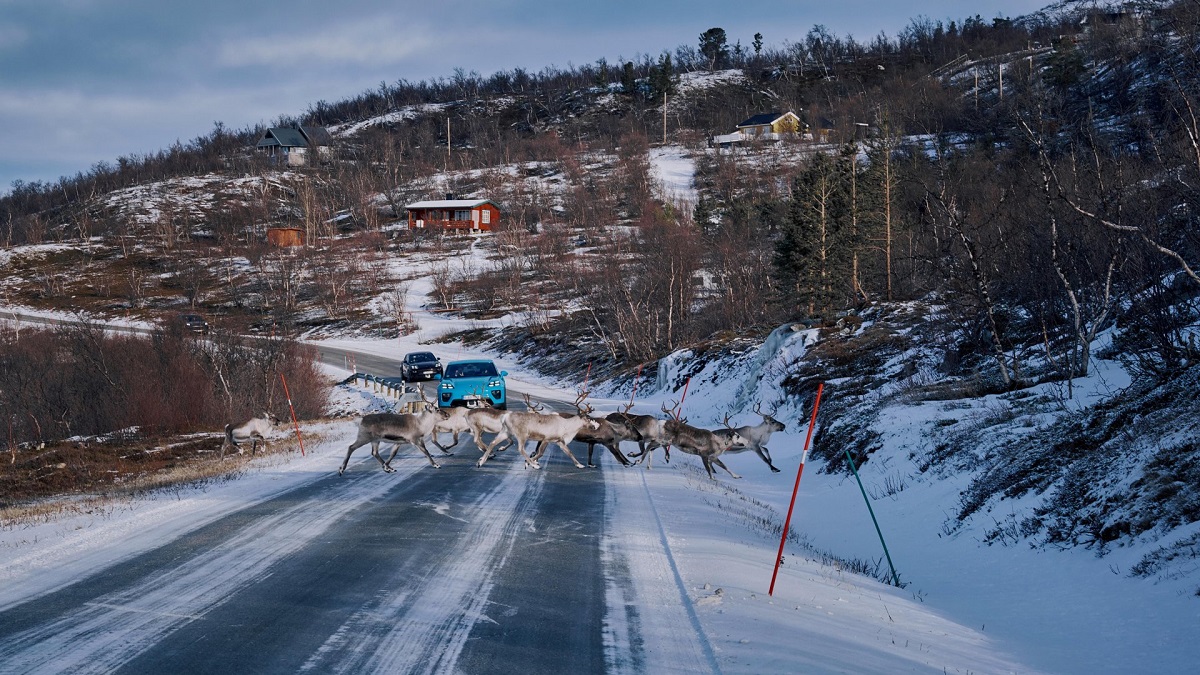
(407, 352, 435, 363)
(445, 362, 498, 379)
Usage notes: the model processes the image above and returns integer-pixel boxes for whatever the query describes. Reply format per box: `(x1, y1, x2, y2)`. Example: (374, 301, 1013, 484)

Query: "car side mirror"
(500, 371, 508, 377)
(433, 373, 441, 380)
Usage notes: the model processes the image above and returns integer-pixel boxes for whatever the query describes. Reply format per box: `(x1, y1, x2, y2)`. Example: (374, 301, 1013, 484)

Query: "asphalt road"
(0, 391, 622, 674)
(0, 317, 668, 673)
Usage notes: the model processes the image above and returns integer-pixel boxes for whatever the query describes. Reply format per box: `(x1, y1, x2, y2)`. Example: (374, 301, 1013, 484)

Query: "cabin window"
(481, 210, 491, 224)
(454, 210, 471, 221)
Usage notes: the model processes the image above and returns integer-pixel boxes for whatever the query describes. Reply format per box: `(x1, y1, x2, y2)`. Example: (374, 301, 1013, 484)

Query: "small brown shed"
(267, 227, 305, 247)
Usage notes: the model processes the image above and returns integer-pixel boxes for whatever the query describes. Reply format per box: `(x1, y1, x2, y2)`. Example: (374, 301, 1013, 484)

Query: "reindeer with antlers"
(663, 410, 748, 480)
(644, 399, 747, 479)
(482, 392, 599, 469)
(609, 403, 671, 469)
(712, 402, 787, 473)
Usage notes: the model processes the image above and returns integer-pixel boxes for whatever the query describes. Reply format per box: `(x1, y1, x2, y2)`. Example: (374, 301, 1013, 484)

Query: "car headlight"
(440, 381, 454, 390)
(488, 378, 503, 387)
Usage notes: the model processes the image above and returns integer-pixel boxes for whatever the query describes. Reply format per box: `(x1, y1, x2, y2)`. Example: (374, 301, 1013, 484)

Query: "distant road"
(1, 310, 151, 335)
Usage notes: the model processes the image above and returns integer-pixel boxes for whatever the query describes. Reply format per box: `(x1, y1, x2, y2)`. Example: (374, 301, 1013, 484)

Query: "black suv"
(178, 313, 209, 334)
(401, 351, 443, 381)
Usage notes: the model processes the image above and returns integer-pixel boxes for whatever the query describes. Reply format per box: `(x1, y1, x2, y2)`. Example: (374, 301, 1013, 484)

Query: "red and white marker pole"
(279, 372, 306, 457)
(769, 381, 824, 596)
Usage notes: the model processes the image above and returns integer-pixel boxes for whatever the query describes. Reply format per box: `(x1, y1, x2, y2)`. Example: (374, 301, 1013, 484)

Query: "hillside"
(1, 0, 1199, 601)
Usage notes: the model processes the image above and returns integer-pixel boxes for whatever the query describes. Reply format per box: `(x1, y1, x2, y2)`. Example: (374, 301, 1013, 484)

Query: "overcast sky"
(0, 0, 1052, 195)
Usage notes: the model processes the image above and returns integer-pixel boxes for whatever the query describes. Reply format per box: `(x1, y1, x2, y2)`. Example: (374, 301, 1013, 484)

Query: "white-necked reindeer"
(220, 412, 281, 458)
(339, 408, 448, 474)
(538, 412, 639, 467)
(409, 387, 471, 452)
(715, 402, 788, 473)
(486, 393, 599, 470)
(467, 406, 512, 456)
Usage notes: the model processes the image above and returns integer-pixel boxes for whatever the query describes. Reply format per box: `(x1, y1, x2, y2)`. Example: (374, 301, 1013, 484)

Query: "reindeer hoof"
(574, 463, 585, 469)
(771, 467, 781, 473)
(587, 462, 597, 468)
(432, 462, 441, 469)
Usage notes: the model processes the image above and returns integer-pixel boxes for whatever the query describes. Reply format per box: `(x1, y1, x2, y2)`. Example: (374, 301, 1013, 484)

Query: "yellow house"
(735, 111, 803, 137)
(712, 111, 807, 146)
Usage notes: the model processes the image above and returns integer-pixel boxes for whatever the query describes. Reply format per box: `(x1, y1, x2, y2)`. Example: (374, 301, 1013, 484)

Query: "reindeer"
(624, 401, 681, 470)
(663, 413, 747, 480)
(713, 402, 788, 473)
(537, 413, 638, 467)
(339, 408, 448, 474)
(220, 412, 280, 458)
(414, 388, 472, 452)
(487, 392, 600, 470)
(467, 406, 513, 456)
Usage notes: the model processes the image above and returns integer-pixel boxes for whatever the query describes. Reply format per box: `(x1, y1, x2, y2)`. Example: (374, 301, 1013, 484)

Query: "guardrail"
(346, 373, 428, 412)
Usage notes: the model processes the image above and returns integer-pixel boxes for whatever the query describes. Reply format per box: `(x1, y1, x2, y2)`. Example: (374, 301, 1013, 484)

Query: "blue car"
(437, 359, 507, 409)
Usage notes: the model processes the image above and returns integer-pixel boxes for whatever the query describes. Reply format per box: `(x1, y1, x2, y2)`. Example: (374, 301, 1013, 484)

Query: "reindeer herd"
(327, 388, 789, 480)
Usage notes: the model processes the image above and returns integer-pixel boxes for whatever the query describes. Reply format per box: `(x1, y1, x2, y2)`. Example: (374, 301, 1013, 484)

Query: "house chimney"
(445, 192, 454, 200)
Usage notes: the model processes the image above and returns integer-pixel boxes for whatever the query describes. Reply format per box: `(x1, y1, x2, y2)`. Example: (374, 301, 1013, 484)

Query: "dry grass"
(1, 428, 321, 526)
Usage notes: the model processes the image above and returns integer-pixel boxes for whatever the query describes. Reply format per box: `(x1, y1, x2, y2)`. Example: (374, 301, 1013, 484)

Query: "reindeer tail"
(221, 423, 236, 457)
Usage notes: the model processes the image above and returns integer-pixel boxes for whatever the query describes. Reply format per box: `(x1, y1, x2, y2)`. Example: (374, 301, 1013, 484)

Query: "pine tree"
(620, 61, 637, 97)
(699, 28, 729, 71)
(774, 152, 852, 316)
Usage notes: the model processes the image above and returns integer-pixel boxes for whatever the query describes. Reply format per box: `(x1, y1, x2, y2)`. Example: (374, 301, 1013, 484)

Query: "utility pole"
(446, 117, 451, 170)
(663, 92, 668, 145)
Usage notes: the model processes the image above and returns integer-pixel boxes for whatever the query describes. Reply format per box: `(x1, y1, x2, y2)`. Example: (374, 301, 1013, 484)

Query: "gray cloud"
(0, 0, 1051, 193)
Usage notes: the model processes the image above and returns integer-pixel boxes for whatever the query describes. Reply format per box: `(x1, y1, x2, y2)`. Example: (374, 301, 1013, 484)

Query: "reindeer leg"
(382, 441, 403, 472)
(603, 442, 631, 467)
(587, 442, 597, 468)
(712, 456, 741, 479)
(414, 438, 441, 468)
(513, 438, 540, 470)
(758, 445, 781, 473)
(701, 456, 716, 480)
(340, 438, 369, 475)
(556, 442, 586, 469)
(429, 433, 455, 454)
(477, 438, 498, 467)
(492, 431, 512, 453)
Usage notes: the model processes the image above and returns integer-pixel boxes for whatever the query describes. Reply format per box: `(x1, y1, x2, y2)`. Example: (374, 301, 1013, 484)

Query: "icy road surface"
(0, 416, 715, 674)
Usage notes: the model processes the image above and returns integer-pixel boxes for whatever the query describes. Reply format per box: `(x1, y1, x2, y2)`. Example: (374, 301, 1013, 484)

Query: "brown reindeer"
(663, 413, 747, 480)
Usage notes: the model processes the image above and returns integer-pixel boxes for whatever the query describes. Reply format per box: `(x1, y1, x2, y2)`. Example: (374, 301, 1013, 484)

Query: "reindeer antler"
(415, 386, 436, 411)
(522, 393, 546, 412)
(572, 389, 594, 416)
(721, 412, 737, 429)
(752, 401, 778, 418)
(662, 399, 682, 421)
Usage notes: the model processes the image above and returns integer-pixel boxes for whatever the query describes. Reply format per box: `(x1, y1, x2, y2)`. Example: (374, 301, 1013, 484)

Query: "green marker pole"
(844, 449, 900, 587)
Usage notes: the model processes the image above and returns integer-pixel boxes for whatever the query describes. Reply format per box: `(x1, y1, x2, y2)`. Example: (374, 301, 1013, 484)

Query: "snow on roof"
(405, 199, 495, 209)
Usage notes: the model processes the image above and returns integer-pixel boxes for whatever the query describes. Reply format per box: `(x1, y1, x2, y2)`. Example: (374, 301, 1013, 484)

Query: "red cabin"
(405, 199, 500, 232)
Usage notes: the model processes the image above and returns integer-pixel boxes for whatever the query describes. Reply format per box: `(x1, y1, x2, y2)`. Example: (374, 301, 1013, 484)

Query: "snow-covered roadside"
(0, 416, 353, 612)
